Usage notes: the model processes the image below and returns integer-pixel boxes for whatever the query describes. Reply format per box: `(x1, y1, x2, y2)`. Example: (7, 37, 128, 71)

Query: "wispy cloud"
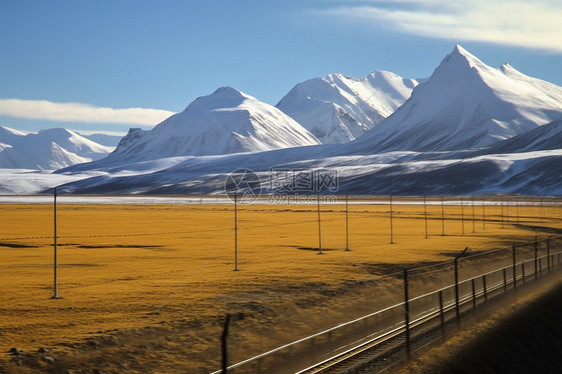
(318, 0, 562, 53)
(0, 98, 175, 126)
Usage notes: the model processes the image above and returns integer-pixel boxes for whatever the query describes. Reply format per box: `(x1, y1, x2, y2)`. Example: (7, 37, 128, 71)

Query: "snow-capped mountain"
(106, 86, 320, 163)
(3, 45, 562, 196)
(277, 71, 419, 143)
(0, 126, 113, 170)
(352, 45, 562, 153)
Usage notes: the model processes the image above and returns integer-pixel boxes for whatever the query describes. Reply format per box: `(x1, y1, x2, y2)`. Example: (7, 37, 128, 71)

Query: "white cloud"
(0, 98, 175, 126)
(320, 0, 562, 53)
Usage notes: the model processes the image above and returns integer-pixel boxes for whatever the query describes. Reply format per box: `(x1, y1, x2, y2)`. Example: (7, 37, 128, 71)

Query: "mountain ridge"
(276, 70, 419, 143)
(351, 45, 562, 153)
(105, 86, 320, 163)
(0, 125, 113, 170)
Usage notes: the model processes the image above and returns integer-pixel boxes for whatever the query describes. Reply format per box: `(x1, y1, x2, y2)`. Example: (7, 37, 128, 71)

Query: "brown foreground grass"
(1, 200, 561, 373)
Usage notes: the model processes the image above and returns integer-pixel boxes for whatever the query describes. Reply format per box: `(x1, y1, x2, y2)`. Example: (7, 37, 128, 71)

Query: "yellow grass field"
(1, 199, 561, 373)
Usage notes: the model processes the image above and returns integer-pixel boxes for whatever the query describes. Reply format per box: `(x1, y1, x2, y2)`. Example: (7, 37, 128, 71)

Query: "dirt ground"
(1, 199, 561, 373)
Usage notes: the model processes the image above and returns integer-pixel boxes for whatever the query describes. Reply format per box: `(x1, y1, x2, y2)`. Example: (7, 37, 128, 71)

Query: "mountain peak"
(109, 86, 319, 160)
(212, 86, 250, 98)
(430, 45, 494, 84)
(441, 44, 484, 67)
(452, 44, 468, 55)
(353, 45, 562, 153)
(184, 86, 256, 112)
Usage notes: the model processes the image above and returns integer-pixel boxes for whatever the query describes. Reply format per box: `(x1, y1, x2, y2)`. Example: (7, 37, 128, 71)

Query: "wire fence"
(214, 236, 562, 374)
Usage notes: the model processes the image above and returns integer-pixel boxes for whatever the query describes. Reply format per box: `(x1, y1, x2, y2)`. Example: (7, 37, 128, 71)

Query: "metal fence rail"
(212, 236, 562, 374)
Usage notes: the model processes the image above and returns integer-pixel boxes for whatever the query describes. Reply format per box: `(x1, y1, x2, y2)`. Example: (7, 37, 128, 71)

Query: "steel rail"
(212, 250, 561, 374)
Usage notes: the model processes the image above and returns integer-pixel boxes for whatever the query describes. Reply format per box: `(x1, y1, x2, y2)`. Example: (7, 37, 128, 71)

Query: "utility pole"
(441, 196, 445, 236)
(51, 187, 61, 299)
(424, 195, 428, 239)
(345, 195, 350, 251)
(317, 195, 323, 255)
(461, 196, 464, 234)
(472, 196, 476, 232)
(389, 195, 394, 244)
(234, 194, 238, 271)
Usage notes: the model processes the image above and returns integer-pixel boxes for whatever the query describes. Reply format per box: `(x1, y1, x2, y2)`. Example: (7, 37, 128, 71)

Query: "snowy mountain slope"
(105, 87, 320, 163)
(50, 144, 562, 196)
(276, 71, 419, 143)
(0, 126, 113, 170)
(391, 118, 562, 163)
(0, 168, 94, 195)
(52, 117, 562, 197)
(352, 45, 562, 153)
(9, 119, 562, 196)
(473, 119, 562, 155)
(0, 125, 28, 138)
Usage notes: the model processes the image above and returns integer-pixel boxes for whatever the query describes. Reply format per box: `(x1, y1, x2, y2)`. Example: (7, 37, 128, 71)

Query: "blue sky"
(1, 0, 561, 135)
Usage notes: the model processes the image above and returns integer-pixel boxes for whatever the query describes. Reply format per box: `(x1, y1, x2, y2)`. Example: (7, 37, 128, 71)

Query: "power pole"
(345, 195, 350, 251)
(317, 195, 323, 255)
(424, 195, 428, 239)
(389, 195, 394, 244)
(51, 187, 61, 299)
(234, 194, 239, 271)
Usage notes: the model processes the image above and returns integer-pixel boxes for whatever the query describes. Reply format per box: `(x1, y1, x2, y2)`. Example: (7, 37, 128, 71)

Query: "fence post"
(403, 268, 410, 359)
(438, 290, 445, 334)
(454, 247, 468, 324)
(512, 245, 517, 291)
(522, 262, 525, 285)
(222, 314, 231, 373)
(471, 279, 476, 310)
(503, 268, 507, 292)
(547, 237, 551, 272)
(534, 236, 538, 280)
(482, 274, 487, 302)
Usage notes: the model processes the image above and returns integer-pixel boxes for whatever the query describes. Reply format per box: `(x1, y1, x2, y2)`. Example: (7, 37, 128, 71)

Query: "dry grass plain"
(1, 198, 561, 373)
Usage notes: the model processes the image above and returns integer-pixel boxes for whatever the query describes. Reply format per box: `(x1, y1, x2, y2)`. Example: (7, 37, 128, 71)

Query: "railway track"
(297, 264, 559, 374)
(297, 293, 463, 373)
(212, 248, 561, 374)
